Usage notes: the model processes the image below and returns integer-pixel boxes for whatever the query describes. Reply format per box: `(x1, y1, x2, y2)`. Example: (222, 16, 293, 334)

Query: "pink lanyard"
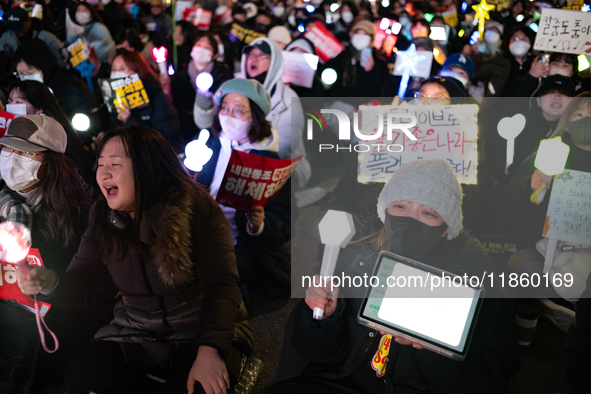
(34, 294, 59, 353)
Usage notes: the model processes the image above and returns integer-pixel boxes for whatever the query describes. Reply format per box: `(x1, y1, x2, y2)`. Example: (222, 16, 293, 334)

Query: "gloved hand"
(195, 91, 214, 110)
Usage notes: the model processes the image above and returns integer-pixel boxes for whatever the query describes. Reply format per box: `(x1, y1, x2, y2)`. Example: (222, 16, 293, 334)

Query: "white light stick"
(151, 46, 169, 75)
(321, 68, 337, 85)
(531, 137, 570, 205)
(395, 44, 426, 98)
(72, 113, 90, 132)
(497, 113, 526, 168)
(314, 210, 355, 320)
(196, 72, 214, 93)
(183, 130, 213, 172)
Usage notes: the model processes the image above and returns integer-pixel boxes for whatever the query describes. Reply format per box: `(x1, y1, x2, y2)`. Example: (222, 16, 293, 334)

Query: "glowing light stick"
(0, 222, 58, 353)
(497, 113, 526, 168)
(183, 130, 213, 172)
(196, 72, 214, 94)
(530, 137, 570, 205)
(72, 113, 90, 132)
(152, 46, 169, 75)
(472, 0, 495, 36)
(395, 44, 426, 98)
(321, 68, 337, 85)
(314, 210, 355, 320)
(168, 64, 175, 76)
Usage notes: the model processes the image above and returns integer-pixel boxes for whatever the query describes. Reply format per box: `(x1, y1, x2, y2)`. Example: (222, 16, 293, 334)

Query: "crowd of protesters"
(0, 0, 589, 393)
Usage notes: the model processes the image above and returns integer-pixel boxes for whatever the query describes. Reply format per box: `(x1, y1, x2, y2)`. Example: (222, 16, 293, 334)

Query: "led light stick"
(395, 44, 426, 98)
(72, 113, 90, 132)
(497, 113, 526, 168)
(0, 222, 58, 353)
(472, 0, 495, 36)
(531, 137, 570, 205)
(152, 46, 169, 75)
(184, 129, 213, 172)
(196, 72, 214, 95)
(314, 210, 355, 320)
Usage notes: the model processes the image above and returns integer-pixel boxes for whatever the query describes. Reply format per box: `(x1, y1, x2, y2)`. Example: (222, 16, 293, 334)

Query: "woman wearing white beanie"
(268, 158, 519, 394)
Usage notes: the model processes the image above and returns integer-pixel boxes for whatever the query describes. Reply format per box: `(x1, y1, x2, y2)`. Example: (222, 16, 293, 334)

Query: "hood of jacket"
(237, 37, 284, 96)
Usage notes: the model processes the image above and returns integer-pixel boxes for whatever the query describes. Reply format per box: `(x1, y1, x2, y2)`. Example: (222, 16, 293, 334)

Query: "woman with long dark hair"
(67, 1, 116, 64)
(16, 126, 253, 394)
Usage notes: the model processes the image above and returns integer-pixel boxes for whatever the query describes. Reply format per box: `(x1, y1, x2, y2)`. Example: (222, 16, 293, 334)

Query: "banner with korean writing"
(67, 38, 90, 68)
(0, 110, 15, 137)
(534, 8, 591, 54)
(543, 169, 591, 246)
(357, 104, 479, 184)
(98, 74, 150, 114)
(0, 248, 51, 317)
(304, 21, 345, 63)
(229, 22, 266, 45)
(183, 8, 212, 30)
(563, 0, 584, 11)
(487, 0, 511, 12)
(216, 150, 303, 212)
(442, 8, 458, 28)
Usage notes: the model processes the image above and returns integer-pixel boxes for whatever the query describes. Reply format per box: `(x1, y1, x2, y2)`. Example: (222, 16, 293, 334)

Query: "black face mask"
(384, 213, 447, 259)
(254, 22, 270, 33)
(250, 71, 267, 85)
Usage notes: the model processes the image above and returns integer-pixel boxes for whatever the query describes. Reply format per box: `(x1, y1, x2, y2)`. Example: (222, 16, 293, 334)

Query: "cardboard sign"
(392, 50, 434, 78)
(0, 248, 51, 317)
(304, 21, 345, 63)
(67, 38, 90, 68)
(216, 150, 302, 212)
(534, 8, 591, 54)
(0, 110, 15, 137)
(543, 169, 591, 246)
(215, 6, 233, 26)
(442, 8, 458, 28)
(175, 0, 193, 21)
(98, 74, 150, 114)
(229, 22, 266, 45)
(183, 8, 212, 30)
(357, 104, 479, 184)
(281, 51, 319, 88)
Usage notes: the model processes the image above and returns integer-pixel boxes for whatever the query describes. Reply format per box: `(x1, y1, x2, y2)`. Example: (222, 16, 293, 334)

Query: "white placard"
(533, 8, 591, 54)
(392, 50, 433, 78)
(175, 1, 193, 22)
(281, 51, 319, 89)
(357, 104, 479, 184)
(429, 25, 451, 45)
(543, 169, 591, 246)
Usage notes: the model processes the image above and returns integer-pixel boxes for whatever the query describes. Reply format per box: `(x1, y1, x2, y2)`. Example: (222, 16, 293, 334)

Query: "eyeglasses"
(247, 53, 271, 61)
(0, 145, 44, 162)
(414, 91, 448, 104)
(220, 104, 251, 119)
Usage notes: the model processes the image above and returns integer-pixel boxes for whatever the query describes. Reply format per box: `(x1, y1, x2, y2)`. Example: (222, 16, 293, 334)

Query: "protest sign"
(0, 248, 51, 317)
(175, 0, 193, 21)
(229, 22, 266, 45)
(0, 110, 16, 137)
(281, 51, 319, 88)
(216, 150, 302, 212)
(429, 25, 451, 45)
(304, 21, 345, 63)
(374, 19, 399, 57)
(357, 104, 479, 184)
(487, 0, 511, 12)
(67, 38, 90, 68)
(534, 8, 591, 54)
(442, 8, 458, 28)
(98, 74, 150, 114)
(183, 8, 212, 30)
(392, 50, 433, 78)
(543, 169, 591, 246)
(563, 0, 584, 11)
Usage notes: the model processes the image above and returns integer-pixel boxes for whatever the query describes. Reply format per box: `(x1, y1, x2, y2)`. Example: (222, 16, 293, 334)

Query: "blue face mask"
(477, 44, 487, 53)
(400, 16, 410, 27)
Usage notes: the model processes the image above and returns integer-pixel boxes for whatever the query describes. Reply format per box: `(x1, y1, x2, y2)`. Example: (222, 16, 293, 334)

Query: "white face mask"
(549, 67, 572, 77)
(110, 71, 129, 79)
(217, 43, 225, 62)
(141, 35, 149, 44)
(484, 30, 501, 44)
(76, 11, 92, 25)
(191, 47, 214, 66)
(288, 15, 296, 26)
(0, 154, 43, 192)
(219, 114, 252, 141)
(351, 34, 371, 51)
(509, 40, 531, 57)
(273, 6, 285, 18)
(440, 70, 469, 87)
(341, 11, 354, 23)
(20, 73, 43, 83)
(6, 104, 28, 116)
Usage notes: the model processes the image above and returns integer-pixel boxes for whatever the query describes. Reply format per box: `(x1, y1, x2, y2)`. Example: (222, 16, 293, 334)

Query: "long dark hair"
(91, 126, 196, 260)
(211, 97, 272, 143)
(114, 51, 161, 88)
(36, 151, 90, 247)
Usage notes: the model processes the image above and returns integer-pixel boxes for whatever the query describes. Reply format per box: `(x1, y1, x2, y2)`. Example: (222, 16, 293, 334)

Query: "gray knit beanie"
(376, 159, 463, 240)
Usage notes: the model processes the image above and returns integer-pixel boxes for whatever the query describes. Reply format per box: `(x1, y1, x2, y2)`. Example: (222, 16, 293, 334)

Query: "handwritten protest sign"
(229, 22, 266, 45)
(533, 8, 591, 54)
(304, 21, 345, 63)
(0, 248, 51, 317)
(281, 51, 319, 88)
(67, 38, 90, 68)
(0, 110, 15, 137)
(183, 8, 212, 30)
(216, 150, 302, 212)
(357, 104, 479, 184)
(98, 74, 150, 114)
(543, 169, 591, 246)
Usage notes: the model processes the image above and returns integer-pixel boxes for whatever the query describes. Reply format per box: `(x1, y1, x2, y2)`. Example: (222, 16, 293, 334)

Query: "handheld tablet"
(357, 251, 484, 361)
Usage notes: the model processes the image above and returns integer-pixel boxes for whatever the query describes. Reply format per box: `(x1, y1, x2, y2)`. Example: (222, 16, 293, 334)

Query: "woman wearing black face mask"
(267, 159, 519, 394)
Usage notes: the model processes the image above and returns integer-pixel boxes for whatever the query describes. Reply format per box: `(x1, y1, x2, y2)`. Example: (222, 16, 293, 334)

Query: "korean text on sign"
(67, 38, 90, 68)
(304, 21, 345, 63)
(533, 8, 591, 54)
(110, 73, 150, 111)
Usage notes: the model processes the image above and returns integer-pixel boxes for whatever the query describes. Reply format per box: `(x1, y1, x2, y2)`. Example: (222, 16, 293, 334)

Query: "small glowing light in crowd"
(381, 0, 390, 7)
(168, 65, 175, 75)
(458, 29, 465, 37)
(184, 130, 213, 172)
(578, 54, 590, 71)
(516, 14, 524, 22)
(330, 3, 339, 12)
(424, 13, 434, 22)
(298, 23, 305, 33)
(533, 11, 541, 20)
(303, 0, 310, 2)
(391, 22, 401, 35)
(380, 18, 390, 30)
(583, 4, 591, 12)
(385, 29, 391, 34)
(470, 31, 480, 45)
(0, 221, 31, 264)
(461, 2, 467, 12)
(196, 72, 214, 91)
(151, 46, 168, 63)
(429, 26, 447, 41)
(529, 23, 538, 32)
(472, 0, 495, 36)
(535, 137, 570, 176)
(306, 4, 315, 12)
(72, 113, 90, 132)
(433, 48, 440, 56)
(321, 68, 338, 85)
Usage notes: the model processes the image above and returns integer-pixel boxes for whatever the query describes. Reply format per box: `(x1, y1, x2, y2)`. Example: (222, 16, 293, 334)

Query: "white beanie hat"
(376, 159, 463, 240)
(268, 26, 292, 46)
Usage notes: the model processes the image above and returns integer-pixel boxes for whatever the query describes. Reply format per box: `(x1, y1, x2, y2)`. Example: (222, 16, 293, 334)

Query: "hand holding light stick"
(314, 210, 356, 320)
(152, 46, 169, 75)
(530, 137, 570, 205)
